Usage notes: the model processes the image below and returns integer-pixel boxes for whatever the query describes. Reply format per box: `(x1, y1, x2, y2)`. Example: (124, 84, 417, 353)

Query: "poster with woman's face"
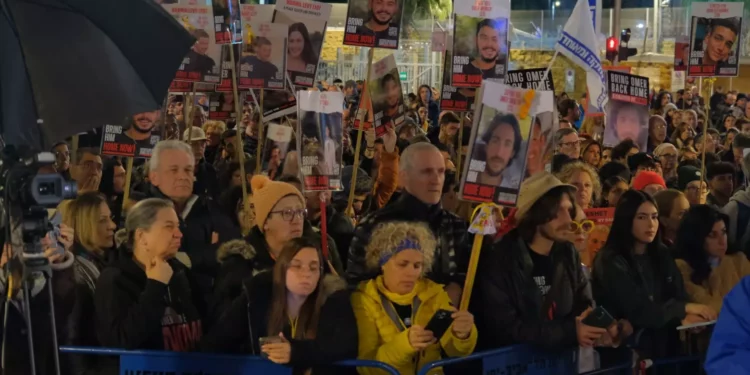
(688, 2, 743, 77)
(273, 0, 331, 87)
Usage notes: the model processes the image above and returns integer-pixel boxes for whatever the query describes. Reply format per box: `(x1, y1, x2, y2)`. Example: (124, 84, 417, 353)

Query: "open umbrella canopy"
(0, 0, 195, 149)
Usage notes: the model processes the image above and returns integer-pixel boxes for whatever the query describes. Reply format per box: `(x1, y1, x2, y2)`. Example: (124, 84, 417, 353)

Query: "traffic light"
(618, 28, 638, 61)
(606, 37, 618, 63)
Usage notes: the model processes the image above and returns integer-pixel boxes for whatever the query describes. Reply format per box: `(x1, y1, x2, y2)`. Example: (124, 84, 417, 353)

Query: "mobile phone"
(582, 306, 615, 329)
(259, 336, 283, 358)
(425, 309, 454, 340)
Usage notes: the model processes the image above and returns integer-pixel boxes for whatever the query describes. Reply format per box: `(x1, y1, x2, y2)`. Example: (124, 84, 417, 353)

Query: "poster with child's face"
(298, 90, 345, 191)
(368, 54, 405, 137)
(343, 0, 403, 49)
(459, 81, 534, 206)
(603, 71, 650, 150)
(451, 0, 510, 87)
(164, 4, 223, 83)
(273, 0, 331, 87)
(687, 2, 743, 77)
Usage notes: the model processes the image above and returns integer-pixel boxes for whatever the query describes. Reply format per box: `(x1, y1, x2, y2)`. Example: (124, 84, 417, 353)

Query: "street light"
(554, 1, 561, 6)
(637, 23, 644, 28)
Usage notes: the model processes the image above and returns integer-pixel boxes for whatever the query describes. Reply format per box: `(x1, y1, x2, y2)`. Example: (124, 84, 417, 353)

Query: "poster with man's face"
(603, 71, 650, 150)
(164, 5, 223, 83)
(440, 36, 476, 112)
(343, 0, 403, 49)
(298, 90, 345, 191)
(238, 9, 288, 90)
(273, 0, 331, 87)
(451, 0, 509, 87)
(688, 2, 743, 77)
(368, 54, 405, 137)
(213, 0, 243, 44)
(674, 36, 689, 72)
(459, 81, 534, 206)
(100, 111, 162, 159)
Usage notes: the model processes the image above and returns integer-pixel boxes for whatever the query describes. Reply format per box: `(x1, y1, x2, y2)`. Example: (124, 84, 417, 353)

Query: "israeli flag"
(554, 0, 608, 112)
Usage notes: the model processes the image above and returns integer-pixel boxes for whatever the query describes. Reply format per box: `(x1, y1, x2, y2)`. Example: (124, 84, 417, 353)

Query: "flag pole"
(541, 51, 559, 86)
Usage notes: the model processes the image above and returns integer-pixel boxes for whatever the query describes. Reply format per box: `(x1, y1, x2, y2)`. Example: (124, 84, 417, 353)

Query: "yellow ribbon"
(459, 203, 504, 311)
(518, 89, 536, 120)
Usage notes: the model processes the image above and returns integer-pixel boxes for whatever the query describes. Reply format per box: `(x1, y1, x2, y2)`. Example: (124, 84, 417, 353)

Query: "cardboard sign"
(368, 54, 405, 137)
(451, 0, 510, 87)
(688, 2, 743, 77)
(213, 0, 243, 44)
(581, 207, 614, 267)
(298, 90, 344, 191)
(238, 12, 288, 90)
(100, 123, 161, 159)
(603, 71, 649, 150)
(164, 4, 223, 83)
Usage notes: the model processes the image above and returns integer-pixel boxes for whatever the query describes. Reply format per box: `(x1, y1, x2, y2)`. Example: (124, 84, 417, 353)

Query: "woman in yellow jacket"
(674, 205, 750, 314)
(351, 222, 477, 375)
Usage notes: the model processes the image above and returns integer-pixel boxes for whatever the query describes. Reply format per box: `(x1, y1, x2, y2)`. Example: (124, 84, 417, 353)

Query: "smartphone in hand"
(582, 306, 615, 329)
(425, 309, 454, 340)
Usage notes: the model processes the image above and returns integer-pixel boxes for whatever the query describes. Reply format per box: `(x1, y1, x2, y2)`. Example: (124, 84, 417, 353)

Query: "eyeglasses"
(288, 263, 320, 273)
(569, 220, 595, 234)
(560, 140, 581, 149)
(270, 208, 307, 221)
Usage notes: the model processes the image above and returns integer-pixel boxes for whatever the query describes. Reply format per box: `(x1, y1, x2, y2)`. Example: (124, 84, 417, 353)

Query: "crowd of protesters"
(3, 81, 750, 375)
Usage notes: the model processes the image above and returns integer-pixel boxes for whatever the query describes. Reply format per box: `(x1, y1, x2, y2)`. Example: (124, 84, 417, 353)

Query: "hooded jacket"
(470, 230, 590, 350)
(704, 276, 750, 373)
(95, 256, 207, 351)
(675, 252, 750, 313)
(202, 271, 358, 375)
(351, 276, 477, 375)
(212, 223, 344, 321)
(346, 192, 470, 286)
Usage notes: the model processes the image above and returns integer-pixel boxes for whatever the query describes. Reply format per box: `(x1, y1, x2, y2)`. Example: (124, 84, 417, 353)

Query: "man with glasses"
(555, 128, 580, 160)
(470, 172, 629, 352)
(51, 141, 72, 181)
(72, 148, 103, 194)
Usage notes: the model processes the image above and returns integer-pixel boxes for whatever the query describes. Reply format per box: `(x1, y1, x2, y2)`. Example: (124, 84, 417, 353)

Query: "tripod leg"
(22, 280, 36, 375)
(46, 275, 61, 375)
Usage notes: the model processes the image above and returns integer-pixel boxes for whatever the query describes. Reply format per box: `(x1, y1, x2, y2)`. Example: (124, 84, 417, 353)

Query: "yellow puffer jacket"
(351, 276, 478, 375)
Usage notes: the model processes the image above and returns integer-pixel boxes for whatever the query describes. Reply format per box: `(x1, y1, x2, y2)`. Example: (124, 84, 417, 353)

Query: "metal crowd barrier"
(58, 346, 401, 375)
(417, 344, 578, 375)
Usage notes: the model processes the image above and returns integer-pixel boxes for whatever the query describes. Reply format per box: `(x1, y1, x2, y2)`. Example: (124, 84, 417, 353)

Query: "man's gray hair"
(150, 139, 195, 171)
(125, 198, 174, 249)
(399, 142, 440, 171)
(554, 127, 578, 147)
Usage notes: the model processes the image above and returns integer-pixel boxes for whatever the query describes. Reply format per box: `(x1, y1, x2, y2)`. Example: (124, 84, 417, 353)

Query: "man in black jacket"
(184, 126, 221, 201)
(346, 142, 470, 305)
(147, 140, 241, 279)
(471, 172, 608, 350)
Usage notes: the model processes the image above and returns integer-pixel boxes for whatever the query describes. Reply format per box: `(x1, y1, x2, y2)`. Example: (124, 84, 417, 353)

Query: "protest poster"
(353, 84, 375, 132)
(213, 0, 242, 44)
(238, 14, 288, 90)
(343, 0, 403, 49)
(440, 37, 476, 112)
(581, 207, 614, 267)
(505, 68, 555, 91)
(208, 92, 237, 120)
(459, 81, 533, 206)
(261, 122, 293, 179)
(603, 71, 649, 150)
(216, 44, 241, 92)
(688, 2, 743, 77)
(255, 87, 298, 122)
(164, 4, 223, 83)
(451, 0, 510, 87)
(101, 112, 162, 159)
(674, 36, 689, 72)
(368, 54, 405, 137)
(273, 0, 331, 87)
(298, 90, 345, 191)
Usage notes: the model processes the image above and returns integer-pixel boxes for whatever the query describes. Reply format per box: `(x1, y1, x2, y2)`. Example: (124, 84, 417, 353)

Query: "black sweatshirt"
(95, 257, 206, 351)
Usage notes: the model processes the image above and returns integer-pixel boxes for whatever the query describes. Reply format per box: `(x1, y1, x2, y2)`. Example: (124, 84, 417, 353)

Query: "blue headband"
(379, 238, 422, 266)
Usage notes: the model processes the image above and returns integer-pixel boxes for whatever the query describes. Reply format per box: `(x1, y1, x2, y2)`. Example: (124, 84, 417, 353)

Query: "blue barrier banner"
(119, 351, 292, 375)
(481, 346, 576, 375)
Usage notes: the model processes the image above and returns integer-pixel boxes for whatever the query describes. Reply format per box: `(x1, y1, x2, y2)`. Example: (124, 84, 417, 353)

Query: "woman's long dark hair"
(289, 23, 318, 65)
(603, 190, 663, 272)
(100, 157, 124, 225)
(267, 237, 326, 340)
(674, 205, 733, 285)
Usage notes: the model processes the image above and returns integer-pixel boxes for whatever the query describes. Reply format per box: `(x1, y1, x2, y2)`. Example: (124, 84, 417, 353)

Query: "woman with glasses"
(592, 190, 715, 360)
(647, 115, 669, 154)
(203, 238, 358, 374)
(674, 205, 750, 314)
(352, 222, 476, 375)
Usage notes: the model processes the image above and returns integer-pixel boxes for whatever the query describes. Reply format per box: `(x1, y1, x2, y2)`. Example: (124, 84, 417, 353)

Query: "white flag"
(554, 0, 607, 112)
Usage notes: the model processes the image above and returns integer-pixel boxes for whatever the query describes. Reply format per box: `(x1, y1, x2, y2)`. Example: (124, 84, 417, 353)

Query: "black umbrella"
(0, 0, 195, 149)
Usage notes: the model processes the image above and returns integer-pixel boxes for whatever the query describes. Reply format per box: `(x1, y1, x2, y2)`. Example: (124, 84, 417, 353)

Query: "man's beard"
(370, 11, 392, 26)
(480, 51, 498, 63)
(132, 120, 154, 134)
(485, 158, 506, 177)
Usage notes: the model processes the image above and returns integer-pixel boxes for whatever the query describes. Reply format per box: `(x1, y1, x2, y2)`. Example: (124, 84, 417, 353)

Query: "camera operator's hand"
(58, 224, 74, 252)
(146, 257, 173, 285)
